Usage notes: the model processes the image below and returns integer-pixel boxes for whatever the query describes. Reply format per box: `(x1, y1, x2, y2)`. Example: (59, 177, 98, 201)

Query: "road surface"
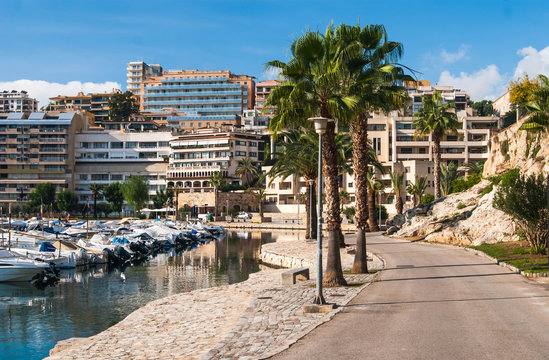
(271, 233, 549, 360)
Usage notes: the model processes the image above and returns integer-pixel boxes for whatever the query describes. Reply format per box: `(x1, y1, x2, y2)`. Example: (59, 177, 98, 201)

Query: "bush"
(481, 183, 494, 196)
(452, 173, 482, 193)
(219, 183, 246, 192)
(421, 193, 435, 204)
(494, 173, 548, 254)
(532, 145, 542, 158)
(375, 204, 388, 221)
(342, 206, 355, 220)
(457, 202, 466, 209)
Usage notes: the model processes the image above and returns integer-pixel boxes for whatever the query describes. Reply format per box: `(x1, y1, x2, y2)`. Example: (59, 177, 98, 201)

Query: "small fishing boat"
(0, 250, 50, 282)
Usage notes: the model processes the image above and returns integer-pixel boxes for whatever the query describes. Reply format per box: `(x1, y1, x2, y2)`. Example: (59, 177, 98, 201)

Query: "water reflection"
(0, 230, 303, 360)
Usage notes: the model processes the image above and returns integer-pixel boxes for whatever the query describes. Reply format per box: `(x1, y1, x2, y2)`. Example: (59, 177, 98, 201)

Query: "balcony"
(395, 153, 430, 160)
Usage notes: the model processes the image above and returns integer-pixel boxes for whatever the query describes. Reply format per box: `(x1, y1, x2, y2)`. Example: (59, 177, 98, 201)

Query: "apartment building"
(138, 69, 255, 129)
(255, 80, 278, 117)
(127, 61, 163, 95)
(168, 128, 265, 213)
(0, 91, 38, 112)
(74, 122, 172, 205)
(49, 89, 125, 125)
(0, 112, 87, 205)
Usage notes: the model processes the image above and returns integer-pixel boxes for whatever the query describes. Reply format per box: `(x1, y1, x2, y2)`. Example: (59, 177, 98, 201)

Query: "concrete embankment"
(48, 238, 382, 360)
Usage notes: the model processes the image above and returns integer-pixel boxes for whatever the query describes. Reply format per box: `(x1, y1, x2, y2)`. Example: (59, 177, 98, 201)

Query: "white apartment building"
(74, 123, 172, 205)
(0, 90, 38, 112)
(127, 61, 163, 96)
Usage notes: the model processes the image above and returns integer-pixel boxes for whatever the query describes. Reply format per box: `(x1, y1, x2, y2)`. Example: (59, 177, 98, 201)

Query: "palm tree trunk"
(367, 186, 378, 231)
(321, 119, 346, 287)
(304, 178, 317, 239)
(395, 191, 403, 214)
(351, 115, 369, 273)
(433, 132, 442, 198)
(93, 196, 97, 219)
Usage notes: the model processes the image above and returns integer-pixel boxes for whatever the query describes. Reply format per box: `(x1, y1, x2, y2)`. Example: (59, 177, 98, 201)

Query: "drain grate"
(257, 296, 273, 300)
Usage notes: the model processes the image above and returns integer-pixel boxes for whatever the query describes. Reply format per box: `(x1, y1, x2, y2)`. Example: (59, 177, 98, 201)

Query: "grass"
(343, 269, 378, 275)
(471, 241, 549, 273)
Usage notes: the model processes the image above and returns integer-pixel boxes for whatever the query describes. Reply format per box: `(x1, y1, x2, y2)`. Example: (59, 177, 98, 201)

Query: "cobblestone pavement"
(47, 241, 383, 360)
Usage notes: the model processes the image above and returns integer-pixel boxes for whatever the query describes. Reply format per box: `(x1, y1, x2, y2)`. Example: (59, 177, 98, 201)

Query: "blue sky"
(1, 0, 548, 105)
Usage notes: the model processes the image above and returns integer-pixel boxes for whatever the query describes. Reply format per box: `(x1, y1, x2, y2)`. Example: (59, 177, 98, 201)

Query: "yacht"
(0, 249, 49, 282)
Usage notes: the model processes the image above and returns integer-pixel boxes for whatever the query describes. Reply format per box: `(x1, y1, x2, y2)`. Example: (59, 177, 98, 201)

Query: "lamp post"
(309, 116, 331, 305)
(308, 179, 314, 240)
(379, 190, 382, 228)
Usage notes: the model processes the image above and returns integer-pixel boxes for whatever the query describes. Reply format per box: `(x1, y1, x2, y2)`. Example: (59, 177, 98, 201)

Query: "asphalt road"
(271, 233, 549, 360)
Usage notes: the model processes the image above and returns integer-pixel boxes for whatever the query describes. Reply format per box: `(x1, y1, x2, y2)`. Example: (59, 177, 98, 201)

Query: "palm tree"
(265, 129, 352, 240)
(462, 161, 485, 176)
(209, 171, 225, 216)
(406, 175, 428, 207)
(389, 170, 405, 215)
(266, 25, 358, 287)
(339, 190, 350, 214)
(336, 24, 410, 273)
(413, 91, 459, 198)
(89, 183, 104, 219)
(440, 162, 459, 195)
(252, 187, 266, 218)
(366, 168, 383, 231)
(235, 158, 258, 186)
(519, 74, 549, 132)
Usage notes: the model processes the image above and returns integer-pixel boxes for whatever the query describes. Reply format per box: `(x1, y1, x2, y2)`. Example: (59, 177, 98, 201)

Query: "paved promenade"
(47, 239, 382, 360)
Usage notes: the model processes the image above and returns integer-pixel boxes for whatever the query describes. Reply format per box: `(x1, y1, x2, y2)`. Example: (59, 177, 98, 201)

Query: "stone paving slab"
(47, 241, 383, 360)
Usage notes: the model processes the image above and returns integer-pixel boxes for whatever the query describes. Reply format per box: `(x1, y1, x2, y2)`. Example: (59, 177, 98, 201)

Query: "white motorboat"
(0, 250, 49, 282)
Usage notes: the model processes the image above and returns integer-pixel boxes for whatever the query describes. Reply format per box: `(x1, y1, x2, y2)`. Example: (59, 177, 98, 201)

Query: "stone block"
(281, 267, 309, 285)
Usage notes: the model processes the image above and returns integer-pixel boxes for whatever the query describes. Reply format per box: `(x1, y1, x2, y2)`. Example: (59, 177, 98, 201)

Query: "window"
(249, 152, 257, 157)
(419, 148, 427, 154)
(235, 151, 246, 156)
(427, 167, 431, 174)
(90, 174, 109, 181)
(348, 182, 353, 188)
(249, 141, 257, 147)
(400, 148, 413, 154)
(110, 142, 123, 149)
(111, 174, 123, 181)
(93, 142, 108, 149)
(126, 142, 137, 149)
(235, 140, 246, 146)
(405, 167, 410, 173)
(45, 165, 58, 172)
(79, 174, 88, 180)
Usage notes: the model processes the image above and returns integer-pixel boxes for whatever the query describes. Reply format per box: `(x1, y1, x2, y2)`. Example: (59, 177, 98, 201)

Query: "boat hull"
(0, 264, 49, 282)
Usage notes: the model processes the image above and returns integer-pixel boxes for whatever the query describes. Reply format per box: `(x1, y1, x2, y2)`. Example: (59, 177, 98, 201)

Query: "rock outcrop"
(387, 181, 518, 246)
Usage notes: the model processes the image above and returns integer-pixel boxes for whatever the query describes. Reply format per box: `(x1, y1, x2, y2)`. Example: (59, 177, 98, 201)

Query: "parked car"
(235, 212, 252, 219)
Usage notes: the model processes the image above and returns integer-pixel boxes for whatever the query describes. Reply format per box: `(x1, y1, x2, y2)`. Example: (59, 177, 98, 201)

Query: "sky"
(1, 0, 548, 106)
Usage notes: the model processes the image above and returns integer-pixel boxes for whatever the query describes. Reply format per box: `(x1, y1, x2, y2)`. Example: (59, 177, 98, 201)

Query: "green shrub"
(452, 173, 482, 193)
(457, 202, 466, 209)
(342, 206, 355, 219)
(494, 173, 548, 254)
(375, 204, 388, 221)
(481, 183, 494, 196)
(501, 139, 509, 157)
(532, 145, 542, 158)
(525, 139, 533, 158)
(421, 193, 435, 204)
(500, 168, 520, 187)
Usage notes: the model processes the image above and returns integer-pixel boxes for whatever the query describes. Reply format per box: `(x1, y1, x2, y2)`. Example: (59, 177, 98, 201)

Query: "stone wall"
(177, 191, 259, 215)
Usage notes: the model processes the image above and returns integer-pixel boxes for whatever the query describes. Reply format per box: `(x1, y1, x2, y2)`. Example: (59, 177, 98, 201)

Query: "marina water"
(0, 230, 302, 360)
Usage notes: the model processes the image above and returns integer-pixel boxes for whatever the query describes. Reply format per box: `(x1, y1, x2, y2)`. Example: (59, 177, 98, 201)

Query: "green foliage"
(227, 207, 239, 217)
(440, 162, 459, 195)
(55, 190, 79, 214)
(481, 183, 494, 196)
(509, 74, 540, 105)
(525, 139, 533, 158)
(406, 175, 428, 206)
(108, 91, 139, 122)
(208, 171, 226, 189)
(103, 182, 124, 215)
(421, 193, 435, 204)
(94, 202, 112, 217)
(342, 206, 355, 219)
(28, 182, 57, 211)
(518, 74, 549, 132)
(219, 183, 247, 192)
(472, 242, 548, 273)
(500, 139, 509, 158)
(235, 157, 259, 185)
(493, 173, 548, 254)
(501, 111, 517, 128)
(152, 188, 170, 209)
(121, 176, 149, 214)
(470, 100, 494, 116)
(452, 173, 482, 193)
(500, 168, 520, 187)
(375, 204, 388, 221)
(532, 145, 542, 158)
(456, 202, 466, 210)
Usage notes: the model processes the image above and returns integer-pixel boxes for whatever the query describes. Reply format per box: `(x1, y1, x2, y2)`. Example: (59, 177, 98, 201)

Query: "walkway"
(271, 233, 549, 360)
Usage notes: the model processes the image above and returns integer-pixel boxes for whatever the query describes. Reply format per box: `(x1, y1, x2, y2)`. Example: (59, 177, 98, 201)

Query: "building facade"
(0, 112, 87, 205)
(73, 123, 172, 205)
(49, 89, 124, 125)
(139, 69, 255, 129)
(127, 61, 163, 95)
(0, 91, 38, 112)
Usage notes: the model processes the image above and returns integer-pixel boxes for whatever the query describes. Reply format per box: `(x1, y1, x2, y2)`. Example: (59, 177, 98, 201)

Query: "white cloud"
(0, 80, 121, 109)
(438, 64, 506, 101)
(440, 45, 470, 64)
(260, 67, 281, 81)
(513, 45, 549, 79)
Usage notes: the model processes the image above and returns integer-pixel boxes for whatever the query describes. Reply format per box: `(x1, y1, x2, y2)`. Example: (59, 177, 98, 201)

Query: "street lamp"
(308, 179, 314, 240)
(309, 116, 332, 305)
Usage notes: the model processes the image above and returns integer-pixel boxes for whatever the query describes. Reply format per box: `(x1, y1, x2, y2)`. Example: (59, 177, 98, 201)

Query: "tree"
(89, 183, 104, 219)
(103, 182, 124, 217)
(494, 173, 548, 254)
(152, 188, 169, 209)
(121, 176, 149, 215)
(389, 170, 405, 214)
(252, 187, 266, 218)
(339, 190, 351, 214)
(510, 74, 540, 107)
(235, 158, 259, 186)
(440, 162, 459, 195)
(108, 91, 139, 122)
(366, 168, 383, 231)
(470, 100, 494, 116)
(413, 91, 459, 198)
(519, 74, 549, 132)
(28, 182, 56, 212)
(463, 161, 485, 176)
(55, 190, 78, 215)
(406, 175, 428, 207)
(337, 23, 410, 274)
(209, 172, 225, 217)
(266, 25, 358, 287)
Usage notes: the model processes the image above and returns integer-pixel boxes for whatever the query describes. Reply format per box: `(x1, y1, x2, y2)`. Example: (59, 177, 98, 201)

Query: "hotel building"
(49, 89, 126, 125)
(127, 61, 163, 96)
(0, 91, 38, 112)
(0, 112, 87, 205)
